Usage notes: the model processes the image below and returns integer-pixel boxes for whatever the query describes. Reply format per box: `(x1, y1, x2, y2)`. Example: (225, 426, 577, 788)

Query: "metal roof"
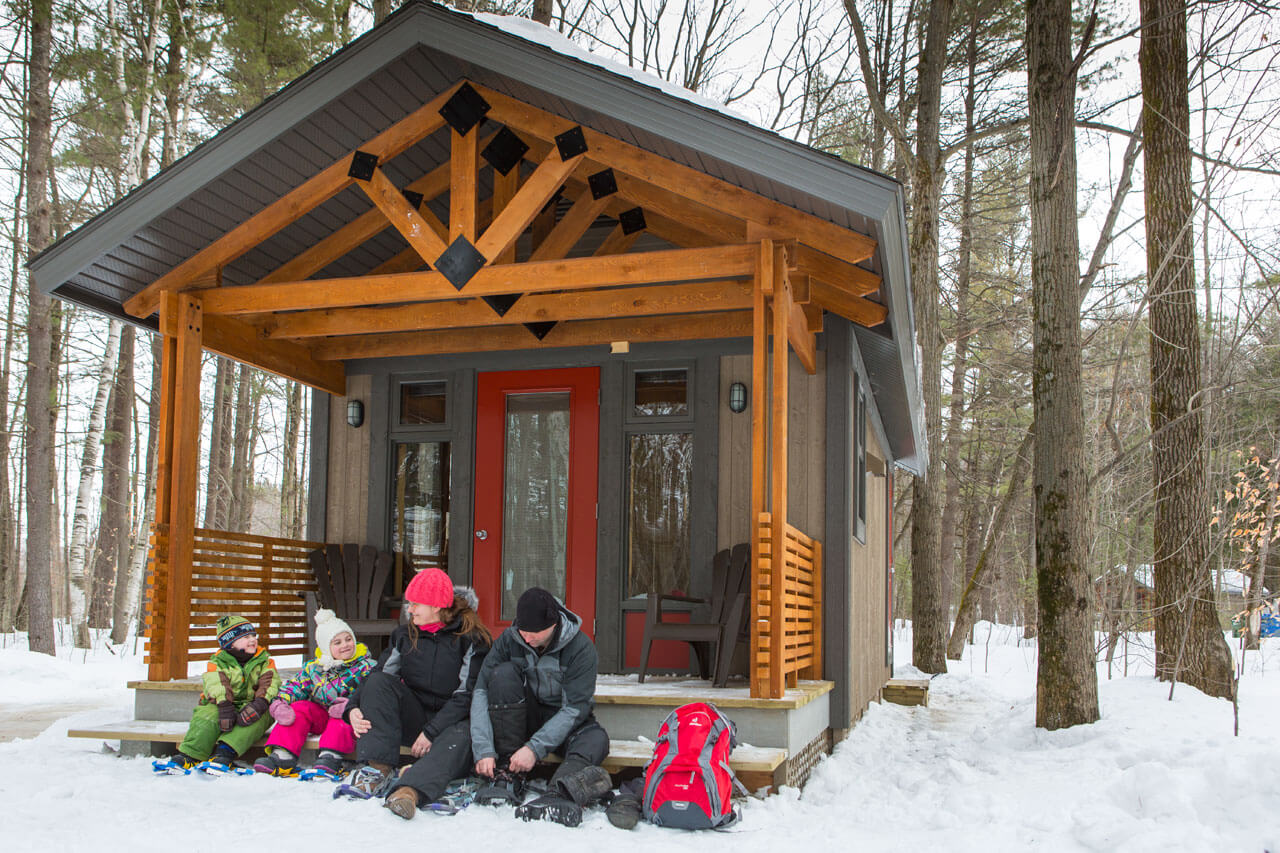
(27, 0, 924, 473)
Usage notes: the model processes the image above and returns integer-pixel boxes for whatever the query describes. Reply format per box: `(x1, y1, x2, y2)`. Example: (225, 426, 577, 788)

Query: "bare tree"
(1027, 0, 1098, 728)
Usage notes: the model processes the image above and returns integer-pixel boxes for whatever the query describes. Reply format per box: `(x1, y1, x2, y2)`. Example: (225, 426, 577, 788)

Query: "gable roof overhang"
(27, 1, 925, 474)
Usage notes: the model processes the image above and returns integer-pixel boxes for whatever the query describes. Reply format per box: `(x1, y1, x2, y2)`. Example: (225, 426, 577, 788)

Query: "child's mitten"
(236, 697, 270, 727)
(217, 700, 237, 732)
(327, 697, 349, 719)
(269, 699, 295, 726)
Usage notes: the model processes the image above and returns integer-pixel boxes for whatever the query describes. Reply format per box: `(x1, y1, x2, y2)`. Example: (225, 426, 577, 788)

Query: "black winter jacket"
(347, 619, 489, 740)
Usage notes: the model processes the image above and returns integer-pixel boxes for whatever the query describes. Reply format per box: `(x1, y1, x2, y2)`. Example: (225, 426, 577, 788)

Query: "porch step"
(67, 721, 785, 785)
(882, 677, 930, 707)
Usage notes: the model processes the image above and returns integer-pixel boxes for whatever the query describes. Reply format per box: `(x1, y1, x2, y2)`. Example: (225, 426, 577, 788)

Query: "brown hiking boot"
(384, 786, 418, 820)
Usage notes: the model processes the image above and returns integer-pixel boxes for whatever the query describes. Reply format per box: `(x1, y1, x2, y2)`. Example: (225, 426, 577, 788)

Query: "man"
(470, 587, 612, 826)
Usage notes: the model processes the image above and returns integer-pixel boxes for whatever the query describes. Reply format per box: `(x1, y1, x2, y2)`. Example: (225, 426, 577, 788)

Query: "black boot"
(516, 792, 583, 827)
(605, 791, 642, 829)
(556, 766, 612, 807)
(476, 768, 526, 806)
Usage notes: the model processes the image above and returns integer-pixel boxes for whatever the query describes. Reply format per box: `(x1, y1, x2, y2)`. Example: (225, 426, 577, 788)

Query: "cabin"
(32, 2, 925, 787)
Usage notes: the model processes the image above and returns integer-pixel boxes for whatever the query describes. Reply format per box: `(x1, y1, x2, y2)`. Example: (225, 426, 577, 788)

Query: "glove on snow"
(217, 700, 237, 732)
(327, 697, 349, 719)
(236, 696, 270, 727)
(269, 698, 295, 726)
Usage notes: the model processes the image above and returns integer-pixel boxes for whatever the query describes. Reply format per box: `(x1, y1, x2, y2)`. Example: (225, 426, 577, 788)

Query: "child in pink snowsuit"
(253, 610, 374, 777)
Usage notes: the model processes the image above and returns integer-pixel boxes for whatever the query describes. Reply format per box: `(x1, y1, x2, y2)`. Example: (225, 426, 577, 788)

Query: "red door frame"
(472, 368, 599, 636)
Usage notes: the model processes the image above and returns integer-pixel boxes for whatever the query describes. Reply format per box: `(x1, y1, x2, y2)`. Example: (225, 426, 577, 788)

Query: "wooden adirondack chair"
(303, 544, 403, 656)
(637, 542, 750, 687)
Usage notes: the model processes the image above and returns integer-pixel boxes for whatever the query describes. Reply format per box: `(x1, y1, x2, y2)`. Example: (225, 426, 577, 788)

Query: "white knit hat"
(314, 609, 356, 663)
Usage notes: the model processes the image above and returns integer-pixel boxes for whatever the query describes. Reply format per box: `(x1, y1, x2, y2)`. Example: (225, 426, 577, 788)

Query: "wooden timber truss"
(134, 81, 885, 696)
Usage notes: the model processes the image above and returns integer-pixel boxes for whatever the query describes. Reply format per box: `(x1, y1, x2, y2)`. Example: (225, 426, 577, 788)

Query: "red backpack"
(642, 701, 743, 829)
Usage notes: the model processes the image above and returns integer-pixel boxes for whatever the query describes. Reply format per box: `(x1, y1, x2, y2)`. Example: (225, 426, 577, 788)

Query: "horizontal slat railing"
(752, 512, 823, 698)
(145, 525, 323, 671)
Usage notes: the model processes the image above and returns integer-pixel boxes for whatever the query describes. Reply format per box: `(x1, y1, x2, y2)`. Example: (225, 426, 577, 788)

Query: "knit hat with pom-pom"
(404, 567, 456, 608)
(313, 608, 356, 660)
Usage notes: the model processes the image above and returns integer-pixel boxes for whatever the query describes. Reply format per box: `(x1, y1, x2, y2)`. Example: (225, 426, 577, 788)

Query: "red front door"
(472, 368, 599, 635)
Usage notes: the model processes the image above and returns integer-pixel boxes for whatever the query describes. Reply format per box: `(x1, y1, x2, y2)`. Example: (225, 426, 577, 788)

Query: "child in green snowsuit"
(174, 614, 281, 769)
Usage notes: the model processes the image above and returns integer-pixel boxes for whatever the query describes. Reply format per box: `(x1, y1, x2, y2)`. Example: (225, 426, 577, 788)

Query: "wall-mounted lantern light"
(346, 399, 365, 428)
(729, 381, 748, 414)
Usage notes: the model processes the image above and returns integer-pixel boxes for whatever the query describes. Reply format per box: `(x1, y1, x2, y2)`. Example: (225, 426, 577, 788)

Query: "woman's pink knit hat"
(404, 567, 455, 608)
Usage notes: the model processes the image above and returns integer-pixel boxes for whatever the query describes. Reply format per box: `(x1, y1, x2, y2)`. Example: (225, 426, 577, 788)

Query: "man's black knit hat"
(515, 587, 561, 632)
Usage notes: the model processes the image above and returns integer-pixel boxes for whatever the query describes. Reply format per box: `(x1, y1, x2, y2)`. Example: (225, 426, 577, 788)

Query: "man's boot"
(384, 786, 418, 820)
(556, 766, 612, 807)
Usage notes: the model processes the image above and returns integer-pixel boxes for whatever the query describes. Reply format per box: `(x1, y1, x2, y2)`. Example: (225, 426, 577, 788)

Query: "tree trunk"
(1140, 0, 1235, 699)
(949, 430, 1034, 659)
(280, 381, 303, 540)
(908, 0, 955, 675)
(68, 321, 122, 646)
(23, 0, 56, 656)
(1027, 0, 1098, 729)
(0, 164, 22, 627)
(531, 0, 553, 25)
(205, 357, 234, 528)
(89, 325, 134, 630)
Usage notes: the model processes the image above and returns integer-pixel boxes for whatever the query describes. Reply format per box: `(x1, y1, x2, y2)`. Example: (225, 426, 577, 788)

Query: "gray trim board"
(823, 318, 853, 731)
(307, 390, 329, 543)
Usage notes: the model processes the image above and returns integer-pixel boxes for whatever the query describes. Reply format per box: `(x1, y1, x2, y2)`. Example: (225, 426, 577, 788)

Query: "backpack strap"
(642, 709, 683, 816)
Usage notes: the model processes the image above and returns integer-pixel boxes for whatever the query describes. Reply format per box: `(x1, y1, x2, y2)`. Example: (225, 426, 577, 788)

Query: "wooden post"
(749, 240, 772, 698)
(146, 329, 179, 680)
(450, 128, 479, 243)
(162, 292, 203, 680)
(769, 243, 790, 699)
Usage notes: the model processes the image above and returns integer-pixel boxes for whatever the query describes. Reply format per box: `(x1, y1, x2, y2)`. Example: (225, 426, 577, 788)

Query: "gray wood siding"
(325, 374, 371, 543)
(849, 428, 891, 715)
(717, 352, 826, 550)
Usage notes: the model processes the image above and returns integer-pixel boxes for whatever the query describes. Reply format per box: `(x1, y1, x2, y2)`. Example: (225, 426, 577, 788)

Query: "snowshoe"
(300, 765, 344, 782)
(253, 749, 299, 777)
(423, 776, 482, 816)
(515, 791, 583, 827)
(333, 764, 395, 800)
(152, 756, 196, 775)
(475, 769, 527, 806)
(196, 759, 254, 777)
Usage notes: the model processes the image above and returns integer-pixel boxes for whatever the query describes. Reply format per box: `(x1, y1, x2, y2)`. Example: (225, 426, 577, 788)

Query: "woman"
(342, 566, 491, 817)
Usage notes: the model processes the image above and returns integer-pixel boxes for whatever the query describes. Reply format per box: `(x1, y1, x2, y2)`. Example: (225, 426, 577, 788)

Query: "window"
(633, 368, 689, 417)
(399, 380, 447, 425)
(391, 441, 451, 571)
(626, 431, 693, 597)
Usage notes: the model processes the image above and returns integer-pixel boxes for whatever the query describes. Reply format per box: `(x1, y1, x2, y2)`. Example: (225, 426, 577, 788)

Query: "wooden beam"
(592, 223, 640, 256)
(613, 172, 745, 244)
(311, 311, 752, 360)
(146, 322, 178, 681)
(199, 244, 758, 314)
(529, 189, 611, 262)
(749, 240, 770, 698)
(491, 166, 521, 265)
(474, 148, 584, 264)
(780, 249, 816, 374)
(450, 128, 479, 243)
(269, 280, 752, 338)
(203, 315, 345, 395)
(358, 166, 450, 264)
(792, 244, 881, 297)
(258, 155, 459, 285)
(475, 83, 877, 266)
(810, 280, 888, 328)
(769, 246, 790, 700)
(163, 292, 203, 680)
(125, 81, 463, 318)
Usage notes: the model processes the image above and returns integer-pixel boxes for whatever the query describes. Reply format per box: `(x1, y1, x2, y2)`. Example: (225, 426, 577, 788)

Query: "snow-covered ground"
(0, 624, 1275, 852)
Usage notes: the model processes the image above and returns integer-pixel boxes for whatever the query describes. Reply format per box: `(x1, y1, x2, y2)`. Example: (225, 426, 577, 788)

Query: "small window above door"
(399, 380, 447, 425)
(632, 367, 689, 418)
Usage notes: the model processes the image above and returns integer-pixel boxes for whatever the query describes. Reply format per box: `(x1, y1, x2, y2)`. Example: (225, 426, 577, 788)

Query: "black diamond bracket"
(482, 126, 530, 176)
(587, 168, 618, 200)
(482, 294, 521, 317)
(401, 188, 424, 209)
(619, 207, 647, 235)
(435, 236, 488, 290)
(525, 321, 557, 340)
(439, 82, 491, 136)
(555, 126, 588, 160)
(349, 150, 378, 181)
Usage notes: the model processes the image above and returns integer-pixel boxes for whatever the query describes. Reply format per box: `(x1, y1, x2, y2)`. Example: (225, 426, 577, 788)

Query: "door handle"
(475, 529, 488, 541)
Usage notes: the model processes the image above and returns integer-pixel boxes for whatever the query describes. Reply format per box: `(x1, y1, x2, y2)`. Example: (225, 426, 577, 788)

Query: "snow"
(2, 624, 1278, 852)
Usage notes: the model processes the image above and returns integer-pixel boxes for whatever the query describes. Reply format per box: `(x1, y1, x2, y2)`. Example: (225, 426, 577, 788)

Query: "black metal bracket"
(434, 236, 488, 290)
(619, 207, 647, 235)
(482, 294, 521, 317)
(401, 188, 424, 209)
(524, 321, 557, 340)
(481, 126, 530, 176)
(555, 126, 588, 160)
(439, 82, 491, 136)
(587, 168, 618, 200)
(349, 150, 378, 181)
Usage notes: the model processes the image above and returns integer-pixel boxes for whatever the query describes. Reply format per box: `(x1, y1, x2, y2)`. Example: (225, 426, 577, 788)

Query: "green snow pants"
(178, 703, 271, 760)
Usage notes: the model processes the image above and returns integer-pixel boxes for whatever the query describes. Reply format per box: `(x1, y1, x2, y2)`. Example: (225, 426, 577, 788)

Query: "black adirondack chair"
(637, 542, 750, 687)
(303, 544, 403, 655)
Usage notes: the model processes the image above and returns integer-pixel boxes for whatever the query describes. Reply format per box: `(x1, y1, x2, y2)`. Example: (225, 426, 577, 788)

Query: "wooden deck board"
(883, 677, 930, 707)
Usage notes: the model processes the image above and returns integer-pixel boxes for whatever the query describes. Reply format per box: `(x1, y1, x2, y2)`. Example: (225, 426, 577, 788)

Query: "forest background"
(1, 0, 1278, 720)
